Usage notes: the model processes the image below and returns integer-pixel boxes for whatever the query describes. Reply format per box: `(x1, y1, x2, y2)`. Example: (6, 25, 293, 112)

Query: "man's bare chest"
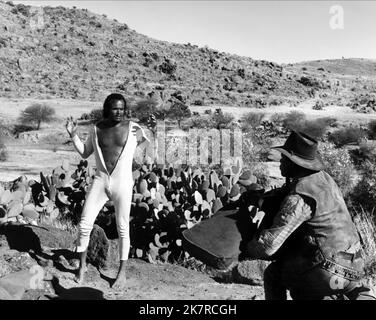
(97, 124, 129, 150)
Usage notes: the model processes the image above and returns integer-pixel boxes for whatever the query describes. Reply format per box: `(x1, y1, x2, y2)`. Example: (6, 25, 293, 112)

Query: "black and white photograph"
(0, 0, 376, 305)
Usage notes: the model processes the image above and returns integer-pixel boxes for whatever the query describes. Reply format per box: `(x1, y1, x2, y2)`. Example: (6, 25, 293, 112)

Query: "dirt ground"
(0, 226, 265, 300)
(39, 258, 265, 300)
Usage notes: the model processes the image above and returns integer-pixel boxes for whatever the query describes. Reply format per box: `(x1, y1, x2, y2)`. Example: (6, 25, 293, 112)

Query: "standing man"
(66, 93, 149, 290)
(246, 131, 375, 300)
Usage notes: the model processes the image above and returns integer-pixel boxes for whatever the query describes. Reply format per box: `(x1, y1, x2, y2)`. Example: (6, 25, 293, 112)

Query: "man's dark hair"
(102, 93, 127, 118)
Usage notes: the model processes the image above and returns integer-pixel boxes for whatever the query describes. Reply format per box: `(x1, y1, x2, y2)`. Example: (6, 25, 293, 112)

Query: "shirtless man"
(66, 93, 149, 290)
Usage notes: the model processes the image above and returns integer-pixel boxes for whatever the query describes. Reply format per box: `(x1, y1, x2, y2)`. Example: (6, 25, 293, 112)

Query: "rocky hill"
(0, 1, 362, 108)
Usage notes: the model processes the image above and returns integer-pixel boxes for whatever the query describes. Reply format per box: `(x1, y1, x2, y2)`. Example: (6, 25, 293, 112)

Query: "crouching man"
(246, 131, 375, 300)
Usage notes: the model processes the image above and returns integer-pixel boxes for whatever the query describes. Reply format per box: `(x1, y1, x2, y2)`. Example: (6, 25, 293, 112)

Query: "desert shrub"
(349, 205, 376, 281)
(11, 3, 30, 16)
(312, 99, 325, 110)
(367, 120, 376, 139)
(328, 126, 366, 147)
(211, 109, 234, 129)
(0, 138, 8, 162)
(301, 117, 336, 139)
(241, 112, 266, 131)
(357, 139, 376, 163)
(132, 98, 160, 123)
(319, 143, 356, 198)
(282, 111, 306, 131)
(297, 76, 322, 88)
(159, 58, 177, 75)
(268, 97, 284, 106)
(269, 113, 286, 127)
(242, 130, 272, 163)
(188, 115, 213, 129)
(251, 163, 271, 189)
(18, 103, 56, 130)
(281, 112, 332, 139)
(351, 161, 376, 211)
(12, 124, 34, 136)
(193, 100, 204, 106)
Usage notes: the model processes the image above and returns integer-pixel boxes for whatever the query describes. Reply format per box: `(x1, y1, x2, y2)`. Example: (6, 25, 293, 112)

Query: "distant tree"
(167, 101, 191, 128)
(133, 98, 160, 124)
(19, 103, 56, 130)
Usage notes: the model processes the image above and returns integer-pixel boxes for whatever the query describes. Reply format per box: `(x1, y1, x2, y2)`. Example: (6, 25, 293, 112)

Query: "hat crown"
(283, 131, 318, 160)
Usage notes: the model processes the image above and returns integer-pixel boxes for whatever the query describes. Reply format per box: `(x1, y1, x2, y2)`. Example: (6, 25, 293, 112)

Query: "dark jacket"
(278, 171, 364, 279)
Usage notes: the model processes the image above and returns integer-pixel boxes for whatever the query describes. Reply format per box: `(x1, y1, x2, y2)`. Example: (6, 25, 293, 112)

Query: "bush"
(281, 112, 333, 139)
(132, 98, 160, 124)
(351, 161, 376, 212)
(250, 163, 271, 189)
(242, 130, 272, 163)
(269, 113, 286, 127)
(313, 100, 325, 110)
(0, 139, 8, 162)
(267, 97, 284, 106)
(240, 112, 266, 131)
(211, 109, 234, 129)
(282, 111, 306, 131)
(319, 143, 356, 199)
(367, 120, 376, 139)
(358, 139, 376, 163)
(297, 76, 322, 87)
(301, 117, 336, 139)
(11, 3, 30, 16)
(12, 124, 34, 136)
(18, 103, 56, 130)
(328, 126, 366, 147)
(159, 58, 177, 75)
(193, 100, 204, 106)
(188, 116, 213, 129)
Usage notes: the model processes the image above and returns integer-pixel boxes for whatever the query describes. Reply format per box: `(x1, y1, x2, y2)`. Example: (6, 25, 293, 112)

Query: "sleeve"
(71, 127, 94, 159)
(246, 193, 313, 260)
(133, 122, 150, 144)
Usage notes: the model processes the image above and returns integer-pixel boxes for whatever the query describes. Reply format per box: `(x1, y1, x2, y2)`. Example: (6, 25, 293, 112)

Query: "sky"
(11, 1, 376, 64)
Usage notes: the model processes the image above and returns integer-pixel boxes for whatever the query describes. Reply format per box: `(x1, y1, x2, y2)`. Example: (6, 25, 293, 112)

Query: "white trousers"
(75, 173, 133, 261)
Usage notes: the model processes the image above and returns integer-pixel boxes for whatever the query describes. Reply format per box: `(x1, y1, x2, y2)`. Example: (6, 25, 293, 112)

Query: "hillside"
(1, 1, 370, 109)
(288, 58, 376, 78)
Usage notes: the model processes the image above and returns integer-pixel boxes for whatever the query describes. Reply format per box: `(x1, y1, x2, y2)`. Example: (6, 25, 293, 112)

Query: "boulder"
(232, 260, 270, 286)
(86, 224, 110, 269)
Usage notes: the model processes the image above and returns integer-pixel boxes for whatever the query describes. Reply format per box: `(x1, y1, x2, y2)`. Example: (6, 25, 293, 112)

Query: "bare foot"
(111, 272, 127, 291)
(74, 267, 86, 284)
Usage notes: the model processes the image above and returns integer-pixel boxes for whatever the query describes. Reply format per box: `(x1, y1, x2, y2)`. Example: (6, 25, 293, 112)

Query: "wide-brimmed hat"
(272, 131, 324, 171)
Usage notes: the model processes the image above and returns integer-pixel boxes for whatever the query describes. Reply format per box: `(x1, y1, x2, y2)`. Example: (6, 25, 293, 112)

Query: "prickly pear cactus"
(0, 179, 39, 225)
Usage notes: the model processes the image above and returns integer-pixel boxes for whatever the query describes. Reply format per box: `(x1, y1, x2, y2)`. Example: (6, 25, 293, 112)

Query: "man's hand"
(66, 116, 78, 138)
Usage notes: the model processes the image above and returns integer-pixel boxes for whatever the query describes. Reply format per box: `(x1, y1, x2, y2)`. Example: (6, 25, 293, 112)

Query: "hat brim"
(272, 146, 325, 171)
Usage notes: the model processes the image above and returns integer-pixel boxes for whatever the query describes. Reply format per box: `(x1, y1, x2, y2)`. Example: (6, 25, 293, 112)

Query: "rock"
(86, 224, 110, 269)
(0, 268, 46, 300)
(232, 260, 270, 286)
(0, 223, 75, 253)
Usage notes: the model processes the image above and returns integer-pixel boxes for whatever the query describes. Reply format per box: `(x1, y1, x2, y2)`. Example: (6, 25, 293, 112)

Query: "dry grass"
(350, 206, 376, 286)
